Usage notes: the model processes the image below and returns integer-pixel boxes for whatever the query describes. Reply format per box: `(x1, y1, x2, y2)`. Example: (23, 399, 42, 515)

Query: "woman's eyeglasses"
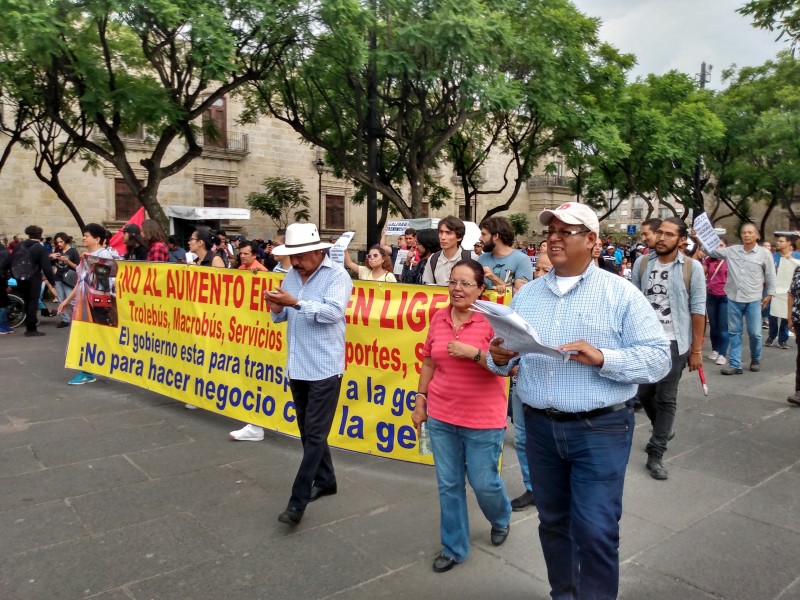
(367, 253, 381, 258)
(446, 280, 479, 288)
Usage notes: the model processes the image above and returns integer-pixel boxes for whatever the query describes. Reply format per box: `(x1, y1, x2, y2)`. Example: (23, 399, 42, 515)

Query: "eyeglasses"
(367, 254, 381, 258)
(545, 228, 590, 239)
(446, 280, 480, 288)
(189, 237, 198, 242)
(654, 231, 679, 239)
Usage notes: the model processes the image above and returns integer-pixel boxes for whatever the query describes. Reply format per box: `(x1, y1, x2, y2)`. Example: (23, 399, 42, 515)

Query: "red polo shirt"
(423, 309, 508, 429)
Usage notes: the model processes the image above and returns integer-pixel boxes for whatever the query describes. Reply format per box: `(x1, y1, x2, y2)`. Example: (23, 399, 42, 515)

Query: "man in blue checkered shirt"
(264, 223, 353, 526)
(488, 202, 670, 600)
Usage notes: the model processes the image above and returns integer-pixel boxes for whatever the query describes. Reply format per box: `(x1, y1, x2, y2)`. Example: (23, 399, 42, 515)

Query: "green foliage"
(247, 177, 311, 229)
(0, 0, 304, 229)
(738, 0, 800, 45)
(508, 213, 529, 239)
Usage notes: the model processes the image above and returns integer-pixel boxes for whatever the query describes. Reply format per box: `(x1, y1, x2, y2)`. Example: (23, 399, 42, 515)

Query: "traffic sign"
(627, 225, 637, 235)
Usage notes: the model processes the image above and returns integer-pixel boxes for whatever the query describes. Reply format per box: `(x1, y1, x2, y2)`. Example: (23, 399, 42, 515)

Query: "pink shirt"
(704, 256, 728, 296)
(423, 309, 508, 429)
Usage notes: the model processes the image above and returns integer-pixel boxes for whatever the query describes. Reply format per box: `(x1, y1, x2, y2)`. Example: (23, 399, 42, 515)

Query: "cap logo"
(557, 203, 573, 210)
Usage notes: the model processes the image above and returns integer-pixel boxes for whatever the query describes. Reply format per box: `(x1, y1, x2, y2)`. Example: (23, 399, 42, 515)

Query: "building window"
(115, 179, 141, 220)
(326, 194, 345, 230)
(458, 204, 466, 220)
(632, 209, 643, 220)
(658, 207, 671, 220)
(204, 185, 229, 208)
(203, 97, 227, 148)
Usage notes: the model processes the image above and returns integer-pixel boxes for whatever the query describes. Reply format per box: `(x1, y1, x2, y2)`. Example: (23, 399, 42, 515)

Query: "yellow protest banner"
(65, 261, 508, 464)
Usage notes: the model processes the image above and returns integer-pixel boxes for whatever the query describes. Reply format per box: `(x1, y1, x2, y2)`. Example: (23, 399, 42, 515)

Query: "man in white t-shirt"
(631, 217, 706, 481)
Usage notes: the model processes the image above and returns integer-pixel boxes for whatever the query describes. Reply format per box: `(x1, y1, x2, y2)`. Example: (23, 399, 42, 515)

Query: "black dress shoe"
(24, 330, 45, 337)
(491, 524, 510, 546)
(432, 553, 457, 573)
(309, 484, 337, 502)
(56, 321, 70, 329)
(277, 507, 304, 525)
(511, 490, 535, 512)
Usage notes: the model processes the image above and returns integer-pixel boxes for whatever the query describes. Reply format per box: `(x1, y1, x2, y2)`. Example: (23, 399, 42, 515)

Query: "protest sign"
(65, 262, 509, 464)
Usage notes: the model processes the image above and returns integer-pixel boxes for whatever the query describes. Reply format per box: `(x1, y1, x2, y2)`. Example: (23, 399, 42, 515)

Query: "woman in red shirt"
(411, 260, 511, 573)
(704, 239, 729, 365)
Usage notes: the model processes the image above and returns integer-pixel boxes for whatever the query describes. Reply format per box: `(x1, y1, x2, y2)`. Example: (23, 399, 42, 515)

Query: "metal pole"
(693, 62, 712, 221)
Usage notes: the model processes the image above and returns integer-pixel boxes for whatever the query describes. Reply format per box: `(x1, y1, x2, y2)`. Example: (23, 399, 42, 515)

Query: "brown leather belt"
(524, 402, 628, 422)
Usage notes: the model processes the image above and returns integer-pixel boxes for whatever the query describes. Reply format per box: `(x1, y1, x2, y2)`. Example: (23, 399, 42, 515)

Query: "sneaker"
(56, 321, 70, 329)
(0, 326, 13, 335)
(708, 351, 719, 361)
(24, 330, 45, 337)
(715, 355, 727, 365)
(779, 342, 790, 350)
(750, 361, 761, 372)
(788, 393, 800, 406)
(184, 403, 198, 410)
(511, 490, 535, 511)
(68, 372, 96, 385)
(763, 320, 769, 329)
(229, 424, 264, 441)
(721, 367, 743, 375)
(765, 337, 775, 347)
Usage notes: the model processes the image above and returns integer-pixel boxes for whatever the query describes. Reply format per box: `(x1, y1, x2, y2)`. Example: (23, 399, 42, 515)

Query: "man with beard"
(631, 217, 705, 480)
(477, 216, 533, 295)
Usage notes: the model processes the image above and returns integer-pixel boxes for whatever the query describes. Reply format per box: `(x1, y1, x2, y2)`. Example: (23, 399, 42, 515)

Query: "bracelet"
(416, 392, 427, 397)
(691, 351, 702, 354)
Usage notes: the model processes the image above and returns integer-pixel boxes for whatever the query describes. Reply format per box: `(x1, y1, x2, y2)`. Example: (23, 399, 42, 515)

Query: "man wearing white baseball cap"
(487, 202, 670, 599)
(262, 223, 353, 526)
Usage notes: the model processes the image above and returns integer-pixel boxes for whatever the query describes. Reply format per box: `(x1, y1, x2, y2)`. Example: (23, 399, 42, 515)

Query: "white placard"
(386, 220, 409, 237)
(329, 231, 354, 265)
(394, 249, 409, 275)
(693, 213, 721, 253)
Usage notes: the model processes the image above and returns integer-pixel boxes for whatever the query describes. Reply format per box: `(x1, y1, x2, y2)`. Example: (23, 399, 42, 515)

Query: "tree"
(247, 177, 311, 229)
(0, 0, 304, 229)
(739, 0, 800, 46)
(244, 0, 518, 226)
(508, 213, 529, 242)
(448, 1, 634, 223)
(710, 52, 800, 235)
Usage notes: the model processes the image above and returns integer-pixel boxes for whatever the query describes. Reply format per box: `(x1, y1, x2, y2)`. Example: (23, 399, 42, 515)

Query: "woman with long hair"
(188, 229, 226, 268)
(411, 259, 511, 573)
(122, 224, 148, 261)
(50, 232, 80, 328)
(344, 244, 397, 282)
(403, 229, 440, 284)
(142, 220, 169, 262)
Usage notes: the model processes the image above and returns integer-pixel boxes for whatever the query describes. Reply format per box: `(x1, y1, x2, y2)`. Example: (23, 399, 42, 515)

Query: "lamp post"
(314, 157, 325, 228)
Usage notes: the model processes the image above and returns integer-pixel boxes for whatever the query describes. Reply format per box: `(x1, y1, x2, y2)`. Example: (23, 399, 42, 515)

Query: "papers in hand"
(470, 300, 570, 362)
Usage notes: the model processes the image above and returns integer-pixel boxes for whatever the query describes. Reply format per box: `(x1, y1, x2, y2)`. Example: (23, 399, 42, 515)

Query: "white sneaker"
(230, 424, 264, 441)
(184, 403, 198, 410)
(715, 355, 727, 365)
(708, 351, 719, 360)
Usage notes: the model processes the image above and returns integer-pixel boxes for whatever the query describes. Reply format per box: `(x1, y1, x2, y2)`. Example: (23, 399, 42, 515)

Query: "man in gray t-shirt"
(477, 217, 533, 294)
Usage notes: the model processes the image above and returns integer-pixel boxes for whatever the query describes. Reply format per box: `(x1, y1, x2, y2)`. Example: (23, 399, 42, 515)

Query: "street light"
(314, 157, 325, 228)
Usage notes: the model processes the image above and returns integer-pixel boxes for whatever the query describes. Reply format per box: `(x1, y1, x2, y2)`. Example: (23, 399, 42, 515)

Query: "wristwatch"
(292, 301, 302, 311)
(473, 350, 481, 362)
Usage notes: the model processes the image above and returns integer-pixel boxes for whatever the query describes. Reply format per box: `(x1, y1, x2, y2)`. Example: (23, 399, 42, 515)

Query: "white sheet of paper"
(470, 300, 571, 362)
(394, 249, 409, 274)
(329, 231, 354, 265)
(387, 220, 409, 237)
(693, 213, 721, 253)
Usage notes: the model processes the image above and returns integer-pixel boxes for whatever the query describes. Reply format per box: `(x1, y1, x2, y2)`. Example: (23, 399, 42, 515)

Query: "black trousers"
(288, 375, 343, 511)
(16, 279, 41, 332)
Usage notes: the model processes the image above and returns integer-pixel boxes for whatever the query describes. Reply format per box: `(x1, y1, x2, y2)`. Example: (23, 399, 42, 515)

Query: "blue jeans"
(427, 416, 511, 563)
(706, 293, 729, 356)
(768, 316, 789, 344)
(55, 281, 73, 323)
(510, 383, 532, 492)
(525, 405, 634, 600)
(728, 300, 763, 368)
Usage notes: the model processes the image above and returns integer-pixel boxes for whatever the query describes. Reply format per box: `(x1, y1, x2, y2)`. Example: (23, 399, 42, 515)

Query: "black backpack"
(11, 242, 36, 281)
(428, 249, 472, 283)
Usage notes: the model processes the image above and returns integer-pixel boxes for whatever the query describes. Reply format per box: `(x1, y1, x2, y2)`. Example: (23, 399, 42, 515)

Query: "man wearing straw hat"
(263, 223, 353, 526)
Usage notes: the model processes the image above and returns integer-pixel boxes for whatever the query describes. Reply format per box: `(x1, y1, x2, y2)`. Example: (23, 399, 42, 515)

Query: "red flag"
(108, 207, 145, 256)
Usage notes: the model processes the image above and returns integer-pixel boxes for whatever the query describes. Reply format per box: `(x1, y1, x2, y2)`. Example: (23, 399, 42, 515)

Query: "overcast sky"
(570, 0, 787, 89)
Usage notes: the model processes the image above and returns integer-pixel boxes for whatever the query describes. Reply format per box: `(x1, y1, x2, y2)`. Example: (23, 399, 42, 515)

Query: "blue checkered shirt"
(487, 261, 671, 412)
(271, 254, 353, 381)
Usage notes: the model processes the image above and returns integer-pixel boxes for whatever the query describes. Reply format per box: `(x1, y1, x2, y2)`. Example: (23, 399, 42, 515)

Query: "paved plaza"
(2, 317, 800, 599)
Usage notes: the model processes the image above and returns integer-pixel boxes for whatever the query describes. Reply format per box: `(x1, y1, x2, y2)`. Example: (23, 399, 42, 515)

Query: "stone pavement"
(2, 316, 800, 599)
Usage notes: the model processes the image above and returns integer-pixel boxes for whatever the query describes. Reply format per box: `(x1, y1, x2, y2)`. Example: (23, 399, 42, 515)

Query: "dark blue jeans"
(525, 405, 634, 600)
(768, 316, 789, 344)
(706, 293, 729, 356)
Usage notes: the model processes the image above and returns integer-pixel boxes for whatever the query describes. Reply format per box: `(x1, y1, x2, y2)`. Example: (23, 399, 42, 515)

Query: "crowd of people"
(4, 206, 800, 600)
